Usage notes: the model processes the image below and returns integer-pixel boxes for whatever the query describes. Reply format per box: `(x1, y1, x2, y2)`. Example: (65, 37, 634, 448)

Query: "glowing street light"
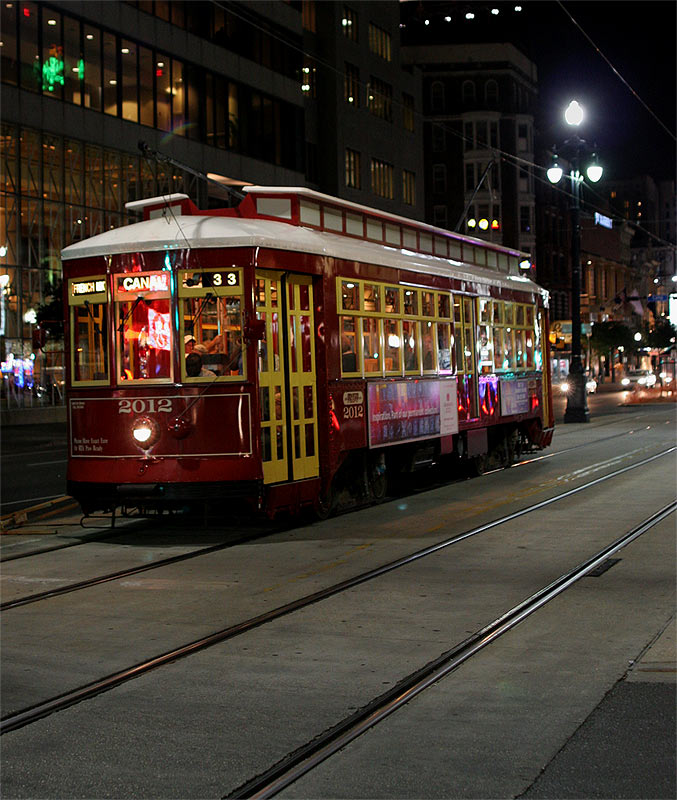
(546, 100, 604, 423)
(564, 99, 584, 126)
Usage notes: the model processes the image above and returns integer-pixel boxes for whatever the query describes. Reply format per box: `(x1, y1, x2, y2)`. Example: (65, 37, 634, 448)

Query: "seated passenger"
(341, 335, 357, 373)
(185, 352, 216, 378)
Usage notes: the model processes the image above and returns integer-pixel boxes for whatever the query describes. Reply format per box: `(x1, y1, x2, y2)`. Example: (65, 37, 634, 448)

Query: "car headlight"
(646, 374, 656, 386)
(621, 378, 630, 386)
(560, 382, 569, 393)
(131, 415, 160, 449)
(638, 377, 646, 385)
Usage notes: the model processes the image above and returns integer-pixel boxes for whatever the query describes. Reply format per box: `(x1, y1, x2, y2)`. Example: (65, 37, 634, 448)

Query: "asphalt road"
(0, 388, 633, 513)
(1, 423, 68, 513)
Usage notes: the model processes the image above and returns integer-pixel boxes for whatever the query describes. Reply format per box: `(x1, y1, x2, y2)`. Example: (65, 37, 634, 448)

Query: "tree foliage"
(645, 319, 677, 350)
(589, 321, 635, 354)
(36, 279, 64, 338)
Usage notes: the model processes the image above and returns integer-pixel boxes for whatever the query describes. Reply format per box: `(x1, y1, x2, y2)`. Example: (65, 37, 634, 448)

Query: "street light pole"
(564, 148, 589, 423)
(547, 100, 603, 424)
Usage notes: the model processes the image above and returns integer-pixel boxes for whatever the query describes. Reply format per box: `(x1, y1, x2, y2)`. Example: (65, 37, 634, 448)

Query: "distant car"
(621, 370, 656, 388)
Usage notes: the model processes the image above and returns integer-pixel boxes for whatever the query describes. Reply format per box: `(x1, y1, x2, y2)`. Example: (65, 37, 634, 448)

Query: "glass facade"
(0, 122, 198, 354)
(0, 1, 305, 384)
(1, 2, 303, 166)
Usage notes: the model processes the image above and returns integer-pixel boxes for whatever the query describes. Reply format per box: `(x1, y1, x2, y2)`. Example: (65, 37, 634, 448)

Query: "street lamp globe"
(547, 163, 563, 184)
(564, 100, 584, 126)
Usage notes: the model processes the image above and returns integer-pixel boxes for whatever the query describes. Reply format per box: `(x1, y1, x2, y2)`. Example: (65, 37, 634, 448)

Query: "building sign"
(500, 378, 530, 416)
(367, 379, 458, 448)
(549, 319, 592, 344)
(594, 212, 613, 229)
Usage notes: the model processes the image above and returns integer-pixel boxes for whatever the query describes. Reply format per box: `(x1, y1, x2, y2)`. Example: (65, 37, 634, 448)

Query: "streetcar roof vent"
(125, 193, 192, 219)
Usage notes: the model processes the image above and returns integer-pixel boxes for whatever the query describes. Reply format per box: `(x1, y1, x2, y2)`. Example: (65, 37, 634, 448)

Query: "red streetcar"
(62, 186, 553, 517)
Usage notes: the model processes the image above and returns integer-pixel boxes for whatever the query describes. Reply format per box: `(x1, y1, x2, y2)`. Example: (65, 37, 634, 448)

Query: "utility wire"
(209, 0, 674, 250)
(556, 0, 676, 142)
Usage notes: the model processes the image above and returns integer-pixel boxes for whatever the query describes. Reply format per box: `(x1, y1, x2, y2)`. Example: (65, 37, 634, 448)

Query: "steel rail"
(1, 446, 673, 735)
(1, 431, 654, 604)
(228, 500, 676, 799)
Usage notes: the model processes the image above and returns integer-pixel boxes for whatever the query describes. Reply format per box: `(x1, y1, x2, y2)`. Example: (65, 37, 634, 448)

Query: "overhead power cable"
(556, 1, 676, 142)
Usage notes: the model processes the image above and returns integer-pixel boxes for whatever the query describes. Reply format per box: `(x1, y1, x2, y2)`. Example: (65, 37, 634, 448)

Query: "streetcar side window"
(68, 277, 109, 386)
(115, 271, 172, 383)
(179, 269, 245, 381)
(338, 278, 455, 378)
(340, 316, 359, 374)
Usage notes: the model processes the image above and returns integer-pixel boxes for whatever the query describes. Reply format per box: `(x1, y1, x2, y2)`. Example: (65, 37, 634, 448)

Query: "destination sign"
(182, 271, 240, 289)
(71, 279, 106, 297)
(117, 272, 170, 294)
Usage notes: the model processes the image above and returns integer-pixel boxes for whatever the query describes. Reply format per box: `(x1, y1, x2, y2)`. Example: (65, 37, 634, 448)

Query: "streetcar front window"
(68, 277, 109, 386)
(115, 271, 172, 383)
(180, 269, 244, 380)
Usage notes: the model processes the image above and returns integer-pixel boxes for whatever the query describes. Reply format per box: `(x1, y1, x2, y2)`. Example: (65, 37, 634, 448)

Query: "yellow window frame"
(68, 275, 110, 387)
(178, 268, 245, 383)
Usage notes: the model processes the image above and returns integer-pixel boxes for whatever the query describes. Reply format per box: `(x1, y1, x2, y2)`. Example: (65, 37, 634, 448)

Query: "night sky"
(401, 0, 677, 183)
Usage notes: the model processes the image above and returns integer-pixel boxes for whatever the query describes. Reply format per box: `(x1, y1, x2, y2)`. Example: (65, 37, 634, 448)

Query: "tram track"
(227, 501, 676, 799)
(1, 446, 673, 736)
(2, 409, 671, 563)
(1, 440, 671, 612)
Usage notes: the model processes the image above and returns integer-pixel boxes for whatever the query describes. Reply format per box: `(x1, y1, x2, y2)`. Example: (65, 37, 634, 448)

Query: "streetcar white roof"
(61, 214, 546, 298)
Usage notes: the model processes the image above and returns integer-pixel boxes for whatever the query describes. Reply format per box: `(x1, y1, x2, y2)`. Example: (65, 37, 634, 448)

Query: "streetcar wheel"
(368, 455, 388, 503)
(313, 485, 335, 520)
(471, 453, 488, 476)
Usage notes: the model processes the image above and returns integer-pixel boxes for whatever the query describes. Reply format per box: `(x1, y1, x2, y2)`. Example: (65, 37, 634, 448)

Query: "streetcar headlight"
(132, 416, 160, 448)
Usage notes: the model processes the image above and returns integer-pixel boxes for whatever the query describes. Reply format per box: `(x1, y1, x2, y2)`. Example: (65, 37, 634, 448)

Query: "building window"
(519, 165, 530, 192)
(462, 80, 475, 104)
(464, 121, 473, 151)
(432, 164, 447, 194)
(431, 80, 444, 113)
(342, 6, 357, 41)
(345, 148, 361, 189)
(465, 162, 475, 192)
(344, 62, 359, 106)
(431, 124, 445, 152)
(368, 77, 392, 121)
(517, 123, 529, 151)
(402, 93, 415, 132)
(485, 79, 498, 105)
(433, 205, 448, 228)
(403, 169, 415, 205)
(368, 22, 391, 61)
(302, 0, 316, 32)
(371, 158, 393, 199)
(520, 205, 532, 233)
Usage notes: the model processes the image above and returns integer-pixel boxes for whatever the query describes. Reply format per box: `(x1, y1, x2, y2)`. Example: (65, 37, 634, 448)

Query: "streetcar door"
(255, 271, 319, 484)
(256, 271, 287, 484)
(285, 274, 319, 481)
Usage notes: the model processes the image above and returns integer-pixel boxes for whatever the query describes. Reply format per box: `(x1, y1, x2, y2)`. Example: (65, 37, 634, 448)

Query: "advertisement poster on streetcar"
(367, 380, 458, 448)
(500, 378, 530, 416)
